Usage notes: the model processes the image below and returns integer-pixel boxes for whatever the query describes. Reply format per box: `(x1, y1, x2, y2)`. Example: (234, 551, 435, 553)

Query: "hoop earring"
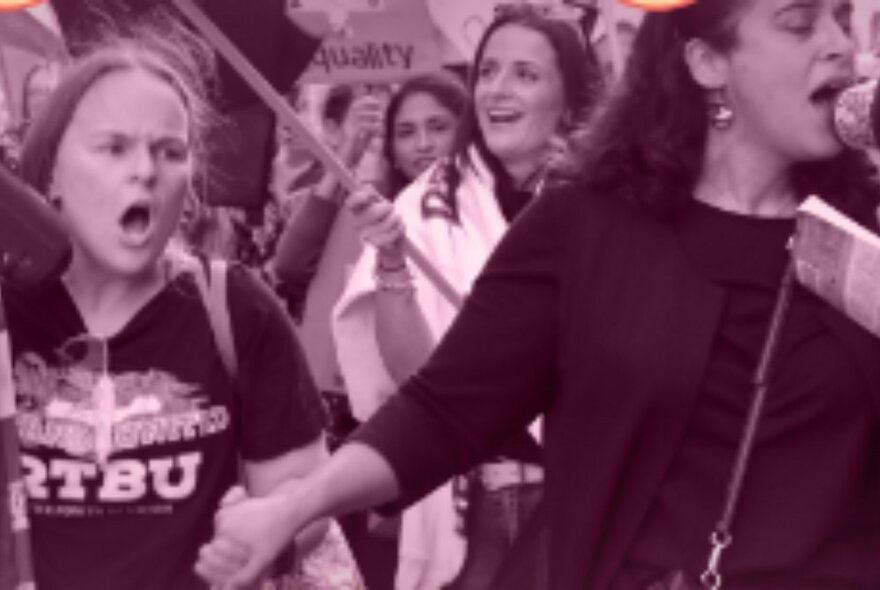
(707, 89, 735, 130)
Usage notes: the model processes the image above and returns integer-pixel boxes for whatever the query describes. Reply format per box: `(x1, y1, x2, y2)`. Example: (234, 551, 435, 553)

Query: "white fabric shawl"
(332, 149, 507, 590)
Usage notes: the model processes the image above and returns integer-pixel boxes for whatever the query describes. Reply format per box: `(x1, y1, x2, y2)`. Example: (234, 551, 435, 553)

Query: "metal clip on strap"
(698, 262, 795, 589)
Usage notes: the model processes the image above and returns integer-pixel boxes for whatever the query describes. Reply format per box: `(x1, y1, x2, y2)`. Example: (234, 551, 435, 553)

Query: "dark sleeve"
(227, 265, 327, 461)
(350, 185, 577, 508)
(270, 194, 341, 321)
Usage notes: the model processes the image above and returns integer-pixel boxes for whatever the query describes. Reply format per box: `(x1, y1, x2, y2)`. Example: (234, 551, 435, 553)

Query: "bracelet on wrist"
(373, 265, 415, 295)
(375, 257, 408, 273)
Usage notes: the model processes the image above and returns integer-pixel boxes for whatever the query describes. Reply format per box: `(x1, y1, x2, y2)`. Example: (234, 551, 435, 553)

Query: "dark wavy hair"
(383, 71, 468, 196)
(18, 9, 217, 199)
(444, 6, 603, 212)
(566, 0, 880, 220)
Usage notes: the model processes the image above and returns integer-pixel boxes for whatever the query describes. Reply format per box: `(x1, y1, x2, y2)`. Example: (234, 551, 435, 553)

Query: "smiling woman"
(4, 10, 330, 590)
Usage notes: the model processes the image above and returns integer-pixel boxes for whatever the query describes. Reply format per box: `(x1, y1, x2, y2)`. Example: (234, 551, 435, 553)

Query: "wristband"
(376, 258, 407, 273)
(373, 264, 415, 295)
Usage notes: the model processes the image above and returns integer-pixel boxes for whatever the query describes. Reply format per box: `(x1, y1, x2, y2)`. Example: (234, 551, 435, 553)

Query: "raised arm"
(350, 185, 571, 504)
(269, 91, 388, 320)
(343, 184, 436, 384)
(268, 172, 345, 321)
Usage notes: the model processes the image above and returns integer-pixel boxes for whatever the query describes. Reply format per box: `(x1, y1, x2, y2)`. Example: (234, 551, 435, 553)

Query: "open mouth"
(486, 109, 523, 125)
(119, 203, 153, 241)
(810, 78, 854, 108)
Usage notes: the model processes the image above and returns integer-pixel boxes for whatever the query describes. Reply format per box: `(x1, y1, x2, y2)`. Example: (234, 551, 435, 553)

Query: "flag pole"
(0, 289, 36, 590)
(171, 0, 464, 309)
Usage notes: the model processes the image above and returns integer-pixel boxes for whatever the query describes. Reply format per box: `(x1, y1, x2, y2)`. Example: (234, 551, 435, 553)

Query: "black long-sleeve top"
(351, 184, 880, 589)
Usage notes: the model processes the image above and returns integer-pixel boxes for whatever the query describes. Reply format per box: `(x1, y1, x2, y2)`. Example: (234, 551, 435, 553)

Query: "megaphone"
(834, 78, 880, 151)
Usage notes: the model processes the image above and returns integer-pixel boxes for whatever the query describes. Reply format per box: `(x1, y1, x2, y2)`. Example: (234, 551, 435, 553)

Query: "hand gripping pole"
(171, 0, 464, 309)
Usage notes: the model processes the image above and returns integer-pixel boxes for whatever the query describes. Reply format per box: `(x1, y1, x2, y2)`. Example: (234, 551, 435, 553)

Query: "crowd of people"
(4, 0, 880, 589)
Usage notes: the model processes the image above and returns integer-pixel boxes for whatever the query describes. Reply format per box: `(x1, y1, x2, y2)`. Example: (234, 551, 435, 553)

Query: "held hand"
(195, 488, 299, 588)
(346, 184, 405, 262)
(196, 536, 252, 589)
(195, 486, 252, 586)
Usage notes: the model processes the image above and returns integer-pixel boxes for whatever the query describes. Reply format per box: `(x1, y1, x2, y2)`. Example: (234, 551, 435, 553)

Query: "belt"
(478, 461, 544, 492)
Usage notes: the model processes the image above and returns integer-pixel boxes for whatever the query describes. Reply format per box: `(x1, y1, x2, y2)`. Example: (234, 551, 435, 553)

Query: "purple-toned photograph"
(2, 1, 880, 589)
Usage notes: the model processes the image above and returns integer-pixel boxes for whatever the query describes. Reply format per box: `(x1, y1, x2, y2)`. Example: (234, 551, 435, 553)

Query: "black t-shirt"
(5, 266, 325, 590)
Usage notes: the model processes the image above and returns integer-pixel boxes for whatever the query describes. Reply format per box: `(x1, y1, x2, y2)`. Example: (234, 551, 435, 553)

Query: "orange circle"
(619, 0, 697, 11)
(0, 0, 45, 11)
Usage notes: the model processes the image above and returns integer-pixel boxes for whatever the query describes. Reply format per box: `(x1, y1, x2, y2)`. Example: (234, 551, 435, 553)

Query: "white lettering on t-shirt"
(21, 454, 48, 500)
(51, 459, 99, 500)
(21, 452, 205, 504)
(99, 459, 148, 501)
(150, 453, 202, 500)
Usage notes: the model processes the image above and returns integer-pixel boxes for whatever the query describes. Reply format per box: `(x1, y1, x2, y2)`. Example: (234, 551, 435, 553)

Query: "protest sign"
(291, 1, 443, 83)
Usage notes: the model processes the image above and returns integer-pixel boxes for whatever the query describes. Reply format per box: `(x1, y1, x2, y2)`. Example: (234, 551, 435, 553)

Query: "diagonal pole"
(171, 0, 464, 309)
(0, 289, 36, 590)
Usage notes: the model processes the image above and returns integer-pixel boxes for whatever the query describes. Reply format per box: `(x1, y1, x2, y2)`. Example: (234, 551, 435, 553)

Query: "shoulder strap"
(189, 257, 238, 379)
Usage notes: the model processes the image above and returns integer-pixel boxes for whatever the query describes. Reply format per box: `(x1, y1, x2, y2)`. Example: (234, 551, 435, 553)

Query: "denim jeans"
(445, 483, 543, 590)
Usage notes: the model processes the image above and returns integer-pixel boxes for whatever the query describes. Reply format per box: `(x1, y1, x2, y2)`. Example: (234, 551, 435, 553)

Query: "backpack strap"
(168, 251, 237, 380)
(190, 258, 237, 380)
(179, 255, 250, 486)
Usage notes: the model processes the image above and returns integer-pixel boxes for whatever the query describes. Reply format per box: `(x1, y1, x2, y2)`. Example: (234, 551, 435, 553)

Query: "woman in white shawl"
(332, 7, 602, 589)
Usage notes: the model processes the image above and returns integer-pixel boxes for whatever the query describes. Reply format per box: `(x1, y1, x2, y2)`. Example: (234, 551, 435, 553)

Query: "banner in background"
(425, 0, 641, 68)
(425, 0, 501, 65)
(289, 0, 443, 83)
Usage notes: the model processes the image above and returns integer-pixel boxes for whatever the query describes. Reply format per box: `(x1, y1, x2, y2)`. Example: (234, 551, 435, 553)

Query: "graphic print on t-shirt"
(12, 341, 231, 517)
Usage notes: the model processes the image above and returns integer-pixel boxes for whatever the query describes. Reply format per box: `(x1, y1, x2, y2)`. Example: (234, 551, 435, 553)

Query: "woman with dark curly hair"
(197, 1, 880, 589)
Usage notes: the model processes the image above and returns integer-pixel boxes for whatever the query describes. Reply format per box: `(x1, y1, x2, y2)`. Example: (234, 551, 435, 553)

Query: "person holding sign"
(196, 0, 880, 589)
